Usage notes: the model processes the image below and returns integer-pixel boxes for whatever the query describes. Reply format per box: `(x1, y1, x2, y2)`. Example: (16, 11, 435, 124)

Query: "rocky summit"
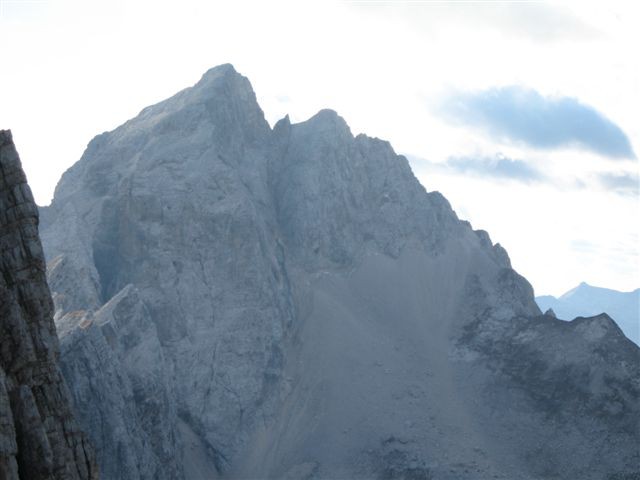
(0, 130, 97, 480)
(37, 64, 639, 479)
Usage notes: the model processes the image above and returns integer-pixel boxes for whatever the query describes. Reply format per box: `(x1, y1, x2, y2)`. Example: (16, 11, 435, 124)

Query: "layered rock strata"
(0, 130, 97, 480)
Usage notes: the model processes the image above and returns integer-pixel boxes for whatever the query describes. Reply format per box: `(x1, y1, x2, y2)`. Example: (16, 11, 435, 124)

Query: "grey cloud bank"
(411, 152, 638, 200)
(409, 153, 545, 184)
(597, 171, 639, 196)
(442, 86, 635, 159)
(448, 154, 545, 183)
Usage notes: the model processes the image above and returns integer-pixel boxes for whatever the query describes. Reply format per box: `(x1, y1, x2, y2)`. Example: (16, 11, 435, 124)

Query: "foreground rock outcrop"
(39, 65, 640, 479)
(0, 130, 97, 479)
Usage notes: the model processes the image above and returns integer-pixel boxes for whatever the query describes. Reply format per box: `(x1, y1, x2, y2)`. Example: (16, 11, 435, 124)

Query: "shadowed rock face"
(0, 130, 97, 480)
(39, 65, 639, 479)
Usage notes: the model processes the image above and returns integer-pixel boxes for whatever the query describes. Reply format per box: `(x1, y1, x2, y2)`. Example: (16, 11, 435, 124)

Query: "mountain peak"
(306, 109, 347, 126)
(200, 62, 238, 78)
(190, 63, 256, 100)
(561, 281, 592, 299)
(293, 109, 352, 138)
(195, 63, 246, 91)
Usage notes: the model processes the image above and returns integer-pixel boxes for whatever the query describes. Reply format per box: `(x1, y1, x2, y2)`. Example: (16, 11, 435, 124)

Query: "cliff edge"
(0, 130, 97, 480)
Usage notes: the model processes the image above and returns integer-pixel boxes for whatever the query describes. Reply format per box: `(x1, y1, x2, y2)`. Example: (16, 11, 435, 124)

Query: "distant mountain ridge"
(537, 282, 639, 345)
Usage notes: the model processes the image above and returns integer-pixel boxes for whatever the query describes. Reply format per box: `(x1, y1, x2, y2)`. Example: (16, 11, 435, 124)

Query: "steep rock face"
(0, 130, 97, 480)
(269, 111, 464, 268)
(57, 285, 180, 480)
(43, 64, 283, 478)
(40, 66, 640, 479)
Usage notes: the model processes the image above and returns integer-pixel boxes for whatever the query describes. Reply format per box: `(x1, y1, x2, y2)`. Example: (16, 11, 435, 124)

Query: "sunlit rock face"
(40, 65, 639, 480)
(0, 130, 98, 480)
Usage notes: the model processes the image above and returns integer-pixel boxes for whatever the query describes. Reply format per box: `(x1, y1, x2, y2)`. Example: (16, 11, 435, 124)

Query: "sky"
(0, 0, 638, 297)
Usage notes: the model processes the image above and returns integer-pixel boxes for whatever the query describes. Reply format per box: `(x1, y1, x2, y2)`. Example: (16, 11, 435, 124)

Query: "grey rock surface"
(0, 130, 98, 480)
(40, 65, 640, 479)
(57, 284, 180, 480)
